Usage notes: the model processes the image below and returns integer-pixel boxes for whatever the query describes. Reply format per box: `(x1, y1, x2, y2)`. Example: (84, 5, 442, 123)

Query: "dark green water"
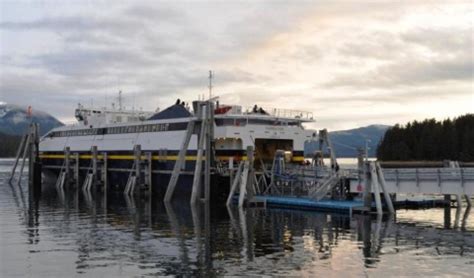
(1, 159, 473, 277)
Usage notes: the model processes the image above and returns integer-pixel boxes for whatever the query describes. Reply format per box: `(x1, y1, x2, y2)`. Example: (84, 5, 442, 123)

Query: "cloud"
(0, 1, 472, 130)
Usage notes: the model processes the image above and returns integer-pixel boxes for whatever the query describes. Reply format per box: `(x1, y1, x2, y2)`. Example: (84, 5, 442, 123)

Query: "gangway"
(309, 173, 339, 201)
(350, 167, 474, 195)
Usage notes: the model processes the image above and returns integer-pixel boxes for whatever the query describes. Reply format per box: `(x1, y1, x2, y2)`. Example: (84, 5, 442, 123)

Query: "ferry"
(39, 94, 318, 198)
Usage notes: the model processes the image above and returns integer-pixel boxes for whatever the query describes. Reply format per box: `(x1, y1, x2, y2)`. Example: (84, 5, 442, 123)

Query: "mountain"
(305, 124, 391, 158)
(0, 102, 63, 136)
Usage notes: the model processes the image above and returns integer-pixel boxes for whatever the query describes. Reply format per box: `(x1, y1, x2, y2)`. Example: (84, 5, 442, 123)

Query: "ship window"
(215, 119, 235, 126)
(137, 126, 143, 133)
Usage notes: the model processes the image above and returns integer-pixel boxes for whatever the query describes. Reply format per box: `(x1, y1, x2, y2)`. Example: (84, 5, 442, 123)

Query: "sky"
(0, 0, 472, 130)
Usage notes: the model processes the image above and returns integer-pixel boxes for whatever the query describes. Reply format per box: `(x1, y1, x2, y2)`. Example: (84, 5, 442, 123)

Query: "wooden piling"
(227, 161, 243, 206)
(102, 152, 108, 195)
(246, 146, 255, 200)
(16, 133, 30, 187)
(370, 162, 383, 215)
(65, 147, 70, 185)
(74, 153, 80, 188)
(134, 145, 141, 184)
(204, 101, 213, 202)
(191, 104, 207, 205)
(146, 152, 152, 195)
(362, 162, 372, 209)
(376, 162, 395, 214)
(91, 146, 98, 189)
(164, 120, 195, 202)
(28, 124, 41, 196)
(8, 134, 27, 184)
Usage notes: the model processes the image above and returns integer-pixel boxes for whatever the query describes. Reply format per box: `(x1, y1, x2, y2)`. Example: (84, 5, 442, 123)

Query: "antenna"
(118, 90, 123, 111)
(132, 91, 135, 112)
(208, 70, 213, 100)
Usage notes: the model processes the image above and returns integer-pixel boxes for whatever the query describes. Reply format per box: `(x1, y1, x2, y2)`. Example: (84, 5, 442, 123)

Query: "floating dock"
(250, 195, 366, 215)
(238, 195, 452, 215)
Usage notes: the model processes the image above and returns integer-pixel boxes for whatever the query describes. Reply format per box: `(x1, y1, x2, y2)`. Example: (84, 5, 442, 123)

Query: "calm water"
(1, 159, 473, 277)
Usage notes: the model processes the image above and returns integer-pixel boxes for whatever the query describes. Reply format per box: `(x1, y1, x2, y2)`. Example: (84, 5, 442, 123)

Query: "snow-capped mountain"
(0, 102, 63, 136)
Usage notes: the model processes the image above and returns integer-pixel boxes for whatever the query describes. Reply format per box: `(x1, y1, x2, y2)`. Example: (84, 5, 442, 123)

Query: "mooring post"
(8, 134, 27, 184)
(164, 120, 195, 202)
(191, 103, 207, 205)
(134, 144, 142, 185)
(238, 160, 250, 208)
(65, 147, 71, 184)
(370, 162, 383, 215)
(102, 152, 108, 195)
(92, 146, 98, 188)
(246, 146, 255, 201)
(376, 162, 395, 214)
(28, 123, 41, 197)
(227, 161, 243, 206)
(466, 195, 472, 207)
(146, 152, 152, 195)
(16, 132, 31, 187)
(74, 153, 80, 188)
(204, 101, 214, 203)
(362, 162, 372, 209)
(238, 146, 253, 208)
(456, 194, 462, 209)
(229, 157, 234, 191)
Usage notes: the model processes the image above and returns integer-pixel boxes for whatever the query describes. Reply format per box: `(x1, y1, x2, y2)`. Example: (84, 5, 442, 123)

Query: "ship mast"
(208, 70, 213, 100)
(118, 90, 123, 111)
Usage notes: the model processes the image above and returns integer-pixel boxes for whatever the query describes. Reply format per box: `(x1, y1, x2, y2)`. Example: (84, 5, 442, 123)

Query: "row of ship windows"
(49, 123, 187, 138)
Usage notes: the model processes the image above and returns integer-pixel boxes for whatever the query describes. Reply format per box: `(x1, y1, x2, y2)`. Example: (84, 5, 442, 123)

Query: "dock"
(251, 195, 366, 215)
(235, 195, 451, 215)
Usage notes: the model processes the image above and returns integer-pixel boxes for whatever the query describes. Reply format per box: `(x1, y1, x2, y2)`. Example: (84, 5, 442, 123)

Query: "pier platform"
(251, 196, 366, 215)
(235, 195, 452, 215)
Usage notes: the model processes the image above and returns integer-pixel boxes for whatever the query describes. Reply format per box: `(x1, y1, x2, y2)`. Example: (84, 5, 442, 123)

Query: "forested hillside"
(377, 114, 474, 161)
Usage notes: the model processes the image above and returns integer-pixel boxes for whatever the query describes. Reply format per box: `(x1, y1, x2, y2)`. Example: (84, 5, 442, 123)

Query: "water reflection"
(1, 177, 473, 276)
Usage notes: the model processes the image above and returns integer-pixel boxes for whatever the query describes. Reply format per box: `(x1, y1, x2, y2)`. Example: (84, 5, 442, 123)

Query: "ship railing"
(244, 106, 314, 120)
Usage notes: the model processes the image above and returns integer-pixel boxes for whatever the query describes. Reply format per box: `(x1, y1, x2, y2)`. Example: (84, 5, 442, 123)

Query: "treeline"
(0, 132, 22, 158)
(377, 114, 474, 161)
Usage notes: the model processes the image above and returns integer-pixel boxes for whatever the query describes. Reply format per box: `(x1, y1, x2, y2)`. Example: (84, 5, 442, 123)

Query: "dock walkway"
(251, 195, 365, 214)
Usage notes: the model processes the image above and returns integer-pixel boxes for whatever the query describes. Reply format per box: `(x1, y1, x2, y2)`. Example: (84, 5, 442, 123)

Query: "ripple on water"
(1, 161, 474, 276)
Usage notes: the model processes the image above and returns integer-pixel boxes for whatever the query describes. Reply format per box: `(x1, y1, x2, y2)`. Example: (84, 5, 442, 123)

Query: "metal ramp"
(309, 174, 340, 201)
